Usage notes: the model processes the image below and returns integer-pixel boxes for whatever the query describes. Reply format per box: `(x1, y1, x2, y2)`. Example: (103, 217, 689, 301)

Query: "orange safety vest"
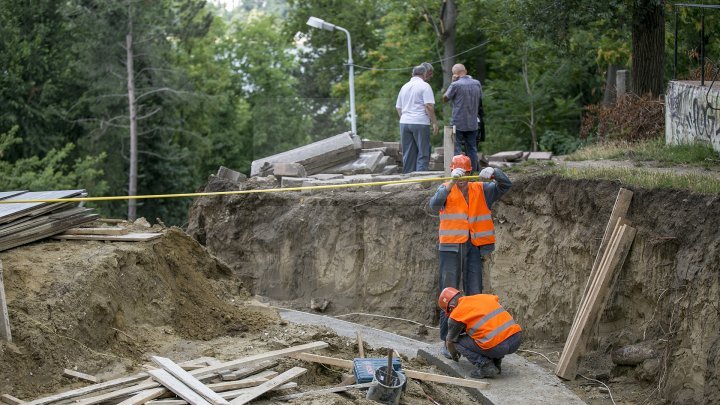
(449, 294, 522, 350)
(438, 182, 495, 246)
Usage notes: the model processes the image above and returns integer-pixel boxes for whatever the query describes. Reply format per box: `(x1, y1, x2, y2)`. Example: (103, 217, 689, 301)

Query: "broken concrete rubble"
(250, 132, 359, 176)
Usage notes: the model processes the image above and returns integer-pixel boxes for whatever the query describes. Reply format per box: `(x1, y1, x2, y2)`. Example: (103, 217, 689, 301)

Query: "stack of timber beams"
(555, 188, 635, 380)
(0, 190, 98, 252)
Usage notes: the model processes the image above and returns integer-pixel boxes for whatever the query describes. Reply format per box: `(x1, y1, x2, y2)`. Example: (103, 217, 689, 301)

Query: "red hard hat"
(438, 287, 462, 314)
(450, 155, 472, 171)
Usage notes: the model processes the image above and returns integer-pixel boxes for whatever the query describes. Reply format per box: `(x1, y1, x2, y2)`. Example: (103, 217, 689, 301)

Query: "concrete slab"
(528, 152, 553, 160)
(489, 151, 524, 162)
(325, 151, 385, 175)
(250, 132, 357, 176)
(309, 173, 345, 181)
(281, 177, 313, 188)
(278, 308, 585, 405)
(418, 346, 585, 405)
(272, 162, 307, 178)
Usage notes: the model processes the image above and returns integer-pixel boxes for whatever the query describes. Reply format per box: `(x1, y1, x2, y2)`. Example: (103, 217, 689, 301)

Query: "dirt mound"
(0, 228, 273, 398)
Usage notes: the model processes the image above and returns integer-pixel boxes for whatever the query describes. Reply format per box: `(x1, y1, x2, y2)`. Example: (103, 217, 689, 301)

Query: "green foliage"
(0, 126, 108, 194)
(566, 138, 720, 168)
(539, 130, 583, 155)
(554, 165, 720, 195)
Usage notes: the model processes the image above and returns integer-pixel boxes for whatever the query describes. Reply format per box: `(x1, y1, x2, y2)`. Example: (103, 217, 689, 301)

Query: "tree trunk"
(126, 14, 138, 221)
(522, 52, 538, 152)
(631, 0, 664, 97)
(440, 0, 457, 123)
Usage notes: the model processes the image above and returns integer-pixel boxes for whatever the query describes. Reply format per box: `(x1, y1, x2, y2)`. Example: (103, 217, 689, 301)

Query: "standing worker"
(443, 63, 483, 172)
(428, 154, 512, 358)
(438, 287, 522, 378)
(396, 64, 439, 173)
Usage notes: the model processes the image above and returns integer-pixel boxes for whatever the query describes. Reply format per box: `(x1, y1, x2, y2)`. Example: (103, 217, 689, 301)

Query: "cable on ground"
(518, 349, 617, 405)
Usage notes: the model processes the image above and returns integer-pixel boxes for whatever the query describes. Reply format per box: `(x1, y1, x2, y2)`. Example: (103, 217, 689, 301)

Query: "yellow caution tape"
(0, 175, 483, 204)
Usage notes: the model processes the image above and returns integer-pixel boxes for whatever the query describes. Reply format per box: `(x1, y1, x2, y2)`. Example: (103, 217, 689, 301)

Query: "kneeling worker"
(438, 287, 523, 378)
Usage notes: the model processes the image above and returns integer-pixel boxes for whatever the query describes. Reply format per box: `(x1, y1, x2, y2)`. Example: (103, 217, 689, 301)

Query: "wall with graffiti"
(666, 81, 720, 153)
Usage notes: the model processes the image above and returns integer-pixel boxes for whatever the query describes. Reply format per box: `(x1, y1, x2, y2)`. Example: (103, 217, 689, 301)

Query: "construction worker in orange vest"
(429, 154, 512, 359)
(438, 287, 523, 378)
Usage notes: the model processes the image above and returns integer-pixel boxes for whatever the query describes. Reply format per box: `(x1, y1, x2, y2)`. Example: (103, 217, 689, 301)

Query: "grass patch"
(565, 138, 719, 167)
(552, 166, 720, 194)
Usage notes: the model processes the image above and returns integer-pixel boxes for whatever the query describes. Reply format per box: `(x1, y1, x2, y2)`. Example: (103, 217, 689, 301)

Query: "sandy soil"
(0, 227, 477, 404)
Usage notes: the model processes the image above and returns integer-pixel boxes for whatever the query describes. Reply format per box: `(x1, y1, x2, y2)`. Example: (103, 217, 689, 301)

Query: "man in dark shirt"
(443, 64, 483, 172)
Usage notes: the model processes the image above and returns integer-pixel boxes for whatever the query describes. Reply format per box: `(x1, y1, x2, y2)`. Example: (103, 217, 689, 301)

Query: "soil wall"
(188, 175, 720, 403)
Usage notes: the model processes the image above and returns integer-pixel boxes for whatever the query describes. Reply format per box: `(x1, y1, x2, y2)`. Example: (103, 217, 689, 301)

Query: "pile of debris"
(0, 190, 97, 252)
(15, 341, 486, 404)
(251, 132, 402, 178)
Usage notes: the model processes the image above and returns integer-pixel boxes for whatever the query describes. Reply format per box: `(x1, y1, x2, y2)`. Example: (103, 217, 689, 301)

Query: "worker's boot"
(440, 345, 453, 360)
(493, 358, 502, 374)
(469, 362, 499, 379)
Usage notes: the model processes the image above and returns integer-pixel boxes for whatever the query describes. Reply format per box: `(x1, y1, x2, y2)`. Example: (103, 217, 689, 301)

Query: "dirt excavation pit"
(187, 172, 720, 404)
(1, 169, 718, 404)
(0, 226, 478, 404)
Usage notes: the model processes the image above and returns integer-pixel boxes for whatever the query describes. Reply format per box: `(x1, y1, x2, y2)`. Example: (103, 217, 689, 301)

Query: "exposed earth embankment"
(188, 173, 720, 403)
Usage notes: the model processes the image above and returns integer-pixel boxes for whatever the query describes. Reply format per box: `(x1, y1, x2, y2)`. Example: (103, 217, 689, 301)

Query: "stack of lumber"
(0, 190, 98, 252)
(11, 340, 492, 404)
(17, 342, 328, 405)
(555, 188, 635, 380)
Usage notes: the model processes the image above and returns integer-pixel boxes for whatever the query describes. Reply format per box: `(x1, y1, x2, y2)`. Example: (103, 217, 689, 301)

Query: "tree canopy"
(0, 0, 702, 224)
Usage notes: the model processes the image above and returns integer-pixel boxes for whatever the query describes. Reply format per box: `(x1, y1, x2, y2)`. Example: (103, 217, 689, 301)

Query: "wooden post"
(443, 126, 455, 177)
(0, 260, 11, 342)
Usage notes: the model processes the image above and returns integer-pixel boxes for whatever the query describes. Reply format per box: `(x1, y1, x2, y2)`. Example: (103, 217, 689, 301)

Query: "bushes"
(580, 94, 665, 141)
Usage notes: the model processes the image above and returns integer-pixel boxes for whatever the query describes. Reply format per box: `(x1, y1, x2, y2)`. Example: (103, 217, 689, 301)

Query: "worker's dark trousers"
(438, 241, 483, 342)
(455, 332, 522, 367)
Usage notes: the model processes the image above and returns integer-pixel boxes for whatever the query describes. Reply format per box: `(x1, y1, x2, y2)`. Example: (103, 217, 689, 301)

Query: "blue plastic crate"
(352, 358, 403, 384)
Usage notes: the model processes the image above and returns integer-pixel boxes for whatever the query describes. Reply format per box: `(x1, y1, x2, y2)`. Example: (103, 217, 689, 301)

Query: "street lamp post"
(306, 16, 357, 135)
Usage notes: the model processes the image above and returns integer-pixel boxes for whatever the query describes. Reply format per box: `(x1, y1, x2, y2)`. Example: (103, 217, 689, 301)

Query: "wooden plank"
(292, 353, 490, 389)
(583, 188, 633, 300)
(567, 218, 628, 346)
(52, 232, 162, 242)
(62, 368, 98, 383)
(217, 361, 277, 381)
(0, 394, 24, 405)
(0, 190, 84, 224)
(556, 224, 636, 380)
(229, 367, 307, 405)
(0, 260, 11, 342)
(24, 373, 149, 405)
(71, 341, 328, 405)
(146, 382, 296, 405)
(116, 388, 166, 405)
(151, 356, 229, 405)
(356, 331, 365, 358)
(274, 382, 375, 401)
(558, 225, 624, 378)
(147, 369, 212, 405)
(62, 227, 129, 236)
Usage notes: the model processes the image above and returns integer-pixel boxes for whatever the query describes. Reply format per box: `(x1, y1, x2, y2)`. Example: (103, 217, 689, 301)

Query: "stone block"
(381, 165, 399, 175)
(251, 132, 358, 176)
(281, 177, 313, 188)
(362, 139, 385, 149)
(272, 162, 307, 178)
(310, 173, 344, 180)
(489, 151, 524, 162)
(528, 152, 553, 160)
(216, 166, 247, 182)
(325, 151, 385, 175)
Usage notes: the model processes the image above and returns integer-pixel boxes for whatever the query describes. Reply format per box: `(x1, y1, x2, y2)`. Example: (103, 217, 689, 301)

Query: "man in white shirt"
(396, 65, 439, 173)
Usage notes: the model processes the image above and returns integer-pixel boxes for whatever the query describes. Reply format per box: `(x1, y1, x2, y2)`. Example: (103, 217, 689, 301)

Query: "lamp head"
(307, 16, 335, 31)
